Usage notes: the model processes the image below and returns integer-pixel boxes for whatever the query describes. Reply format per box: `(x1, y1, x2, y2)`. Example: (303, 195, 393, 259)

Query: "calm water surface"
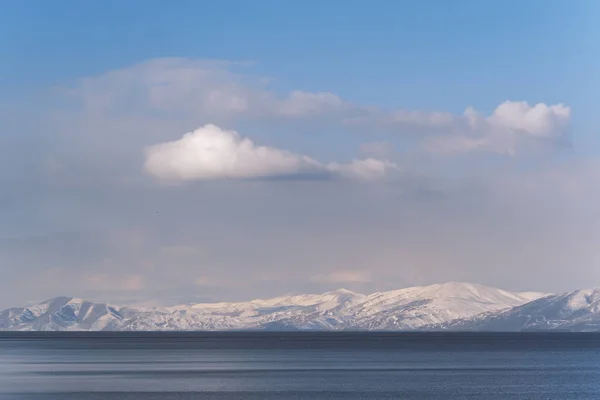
(1, 332, 599, 399)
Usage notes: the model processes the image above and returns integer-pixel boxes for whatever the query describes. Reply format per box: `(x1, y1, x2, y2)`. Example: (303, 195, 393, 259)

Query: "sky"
(1, 0, 599, 308)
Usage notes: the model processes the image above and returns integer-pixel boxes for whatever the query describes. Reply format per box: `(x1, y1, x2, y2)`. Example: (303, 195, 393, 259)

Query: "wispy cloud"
(66, 58, 571, 156)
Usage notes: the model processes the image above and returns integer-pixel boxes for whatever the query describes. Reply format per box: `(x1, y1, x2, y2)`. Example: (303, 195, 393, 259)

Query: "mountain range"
(1, 282, 599, 331)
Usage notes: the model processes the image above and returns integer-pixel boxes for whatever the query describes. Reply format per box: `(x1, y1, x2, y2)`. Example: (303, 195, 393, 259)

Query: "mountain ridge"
(436, 287, 600, 332)
(5, 282, 596, 332)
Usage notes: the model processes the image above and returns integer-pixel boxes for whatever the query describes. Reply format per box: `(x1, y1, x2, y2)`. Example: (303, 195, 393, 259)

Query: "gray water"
(1, 332, 599, 399)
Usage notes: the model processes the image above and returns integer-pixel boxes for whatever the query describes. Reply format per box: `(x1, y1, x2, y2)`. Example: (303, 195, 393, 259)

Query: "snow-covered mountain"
(0, 297, 126, 331)
(438, 288, 600, 332)
(0, 282, 554, 331)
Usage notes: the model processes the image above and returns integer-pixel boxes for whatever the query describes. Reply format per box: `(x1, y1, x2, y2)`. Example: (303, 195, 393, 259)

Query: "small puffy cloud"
(144, 124, 322, 181)
(311, 270, 372, 284)
(487, 101, 570, 137)
(424, 101, 571, 155)
(144, 124, 397, 182)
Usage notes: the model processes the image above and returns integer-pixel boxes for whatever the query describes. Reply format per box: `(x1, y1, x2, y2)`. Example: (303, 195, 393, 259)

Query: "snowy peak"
(0, 297, 124, 331)
(0, 282, 561, 332)
(336, 282, 543, 330)
(323, 288, 361, 297)
(401, 281, 543, 304)
(440, 287, 600, 332)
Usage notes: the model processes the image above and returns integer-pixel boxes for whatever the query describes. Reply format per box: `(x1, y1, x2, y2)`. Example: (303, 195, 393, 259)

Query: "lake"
(1, 332, 599, 399)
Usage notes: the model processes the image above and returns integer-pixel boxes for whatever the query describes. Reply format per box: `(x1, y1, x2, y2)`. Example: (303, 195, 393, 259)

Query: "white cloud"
(144, 124, 397, 182)
(311, 270, 372, 283)
(65, 58, 572, 156)
(487, 101, 570, 137)
(424, 101, 571, 155)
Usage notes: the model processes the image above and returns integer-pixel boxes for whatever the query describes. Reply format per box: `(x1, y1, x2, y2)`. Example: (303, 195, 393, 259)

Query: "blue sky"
(2, 1, 597, 103)
(2, 0, 598, 153)
(0, 1, 599, 307)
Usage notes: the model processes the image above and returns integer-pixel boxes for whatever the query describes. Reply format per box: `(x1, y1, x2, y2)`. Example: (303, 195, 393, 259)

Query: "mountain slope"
(438, 288, 600, 331)
(0, 282, 548, 331)
(347, 282, 544, 330)
(260, 282, 544, 330)
(0, 297, 126, 331)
